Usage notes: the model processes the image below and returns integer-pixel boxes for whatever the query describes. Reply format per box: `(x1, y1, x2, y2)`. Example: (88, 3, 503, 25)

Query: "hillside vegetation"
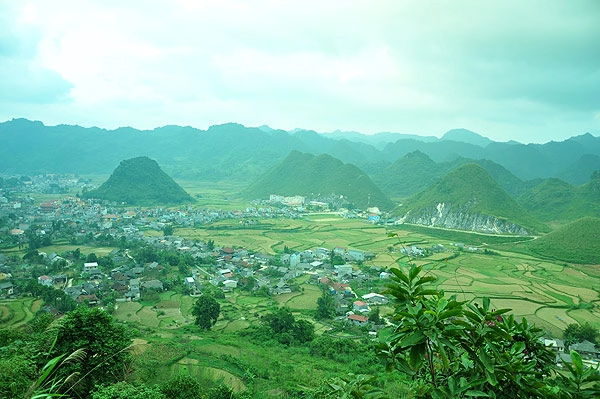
(84, 156, 194, 205)
(396, 163, 548, 234)
(373, 151, 535, 199)
(243, 151, 396, 211)
(518, 172, 600, 222)
(2, 119, 600, 189)
(526, 217, 600, 264)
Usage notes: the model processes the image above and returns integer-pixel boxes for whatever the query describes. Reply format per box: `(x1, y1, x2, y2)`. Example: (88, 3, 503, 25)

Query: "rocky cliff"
(398, 202, 533, 236)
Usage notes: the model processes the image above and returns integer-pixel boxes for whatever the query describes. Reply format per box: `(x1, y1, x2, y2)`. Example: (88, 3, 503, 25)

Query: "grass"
(285, 285, 321, 310)
(0, 298, 37, 328)
(4, 206, 600, 396)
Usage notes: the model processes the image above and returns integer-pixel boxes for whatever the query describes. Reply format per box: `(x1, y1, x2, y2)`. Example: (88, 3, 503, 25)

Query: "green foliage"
(246, 307, 315, 345)
(25, 348, 87, 398)
(526, 217, 600, 264)
(369, 307, 381, 325)
(0, 355, 36, 399)
(379, 262, 555, 398)
(163, 224, 174, 236)
(84, 156, 194, 205)
(91, 381, 165, 399)
(547, 350, 600, 398)
(518, 176, 600, 223)
(315, 288, 336, 320)
(192, 294, 221, 330)
(243, 151, 396, 210)
(395, 163, 548, 234)
(306, 373, 386, 399)
(49, 306, 133, 395)
(160, 375, 203, 399)
(563, 322, 599, 347)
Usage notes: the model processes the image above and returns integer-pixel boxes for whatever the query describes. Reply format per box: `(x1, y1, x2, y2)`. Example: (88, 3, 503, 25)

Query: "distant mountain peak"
(441, 128, 493, 147)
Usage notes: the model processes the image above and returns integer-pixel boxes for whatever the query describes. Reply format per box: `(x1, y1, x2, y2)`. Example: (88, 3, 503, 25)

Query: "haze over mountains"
(2, 118, 600, 231)
(2, 118, 599, 186)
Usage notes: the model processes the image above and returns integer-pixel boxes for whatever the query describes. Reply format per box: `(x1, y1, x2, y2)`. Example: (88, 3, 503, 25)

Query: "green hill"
(243, 151, 395, 211)
(526, 217, 600, 264)
(84, 156, 194, 205)
(518, 171, 600, 222)
(373, 151, 443, 199)
(395, 163, 547, 235)
(373, 151, 533, 200)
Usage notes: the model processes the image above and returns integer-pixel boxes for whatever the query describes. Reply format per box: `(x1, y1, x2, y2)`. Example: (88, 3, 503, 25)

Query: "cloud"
(0, 0, 598, 142)
(0, 3, 73, 103)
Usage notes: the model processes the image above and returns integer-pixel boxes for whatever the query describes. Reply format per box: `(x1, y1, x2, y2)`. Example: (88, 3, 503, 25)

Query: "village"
(0, 173, 598, 370)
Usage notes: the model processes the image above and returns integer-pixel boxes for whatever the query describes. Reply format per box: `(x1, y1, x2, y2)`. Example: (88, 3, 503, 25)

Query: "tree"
(293, 319, 315, 344)
(262, 307, 315, 345)
(161, 375, 203, 399)
(163, 224, 174, 236)
(192, 294, 221, 330)
(564, 322, 599, 347)
(48, 306, 133, 395)
(368, 307, 381, 325)
(315, 288, 336, 320)
(379, 262, 555, 398)
(86, 252, 98, 263)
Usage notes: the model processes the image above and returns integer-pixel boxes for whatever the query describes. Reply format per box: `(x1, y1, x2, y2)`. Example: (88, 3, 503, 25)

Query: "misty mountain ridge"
(518, 171, 600, 222)
(1, 118, 599, 191)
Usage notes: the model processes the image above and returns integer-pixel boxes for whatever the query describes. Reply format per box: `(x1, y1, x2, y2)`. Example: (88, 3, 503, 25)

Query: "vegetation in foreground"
(2, 260, 600, 398)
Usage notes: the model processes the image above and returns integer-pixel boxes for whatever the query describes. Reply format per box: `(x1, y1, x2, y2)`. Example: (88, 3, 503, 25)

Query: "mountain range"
(2, 118, 600, 232)
(2, 118, 599, 188)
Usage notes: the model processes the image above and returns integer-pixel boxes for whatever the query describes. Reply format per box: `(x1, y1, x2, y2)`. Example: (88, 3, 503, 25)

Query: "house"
(362, 293, 389, 305)
(64, 286, 84, 300)
(83, 262, 100, 274)
(379, 271, 391, 279)
(347, 313, 369, 326)
(111, 281, 128, 294)
(310, 261, 324, 269)
(569, 340, 600, 359)
(222, 279, 238, 289)
(544, 338, 565, 353)
(318, 276, 330, 285)
(289, 253, 300, 268)
(77, 294, 100, 306)
(0, 281, 13, 297)
(38, 275, 53, 286)
(127, 278, 140, 300)
(347, 249, 365, 262)
(185, 276, 196, 285)
(141, 280, 164, 291)
(333, 246, 346, 256)
(314, 247, 330, 259)
(353, 300, 370, 313)
(334, 264, 353, 277)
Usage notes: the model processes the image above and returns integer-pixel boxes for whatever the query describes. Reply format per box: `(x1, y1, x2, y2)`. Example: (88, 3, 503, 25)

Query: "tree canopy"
(192, 294, 221, 330)
(49, 306, 133, 395)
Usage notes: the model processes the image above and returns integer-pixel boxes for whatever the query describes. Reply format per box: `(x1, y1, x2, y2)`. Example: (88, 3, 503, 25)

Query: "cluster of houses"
(544, 338, 600, 368)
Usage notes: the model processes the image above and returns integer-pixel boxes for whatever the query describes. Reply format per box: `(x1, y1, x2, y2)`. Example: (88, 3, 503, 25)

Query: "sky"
(1, 1, 599, 143)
